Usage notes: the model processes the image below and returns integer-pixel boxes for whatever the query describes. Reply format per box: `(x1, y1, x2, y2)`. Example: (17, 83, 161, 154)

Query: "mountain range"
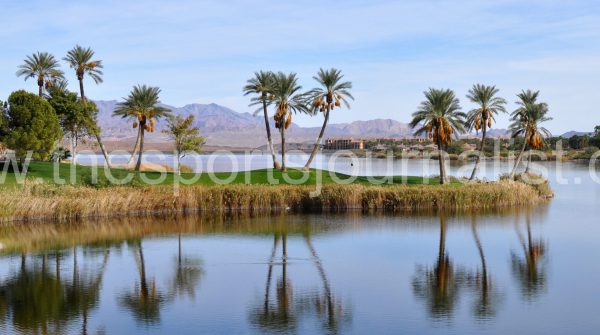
(93, 100, 589, 148)
(94, 100, 415, 147)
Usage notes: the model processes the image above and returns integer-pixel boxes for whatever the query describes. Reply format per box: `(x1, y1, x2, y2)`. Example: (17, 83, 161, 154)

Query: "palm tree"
(410, 89, 466, 184)
(244, 71, 280, 169)
(303, 68, 353, 171)
(16, 52, 64, 97)
(465, 84, 507, 181)
(269, 72, 310, 171)
(509, 90, 551, 178)
(113, 85, 172, 171)
(63, 45, 113, 168)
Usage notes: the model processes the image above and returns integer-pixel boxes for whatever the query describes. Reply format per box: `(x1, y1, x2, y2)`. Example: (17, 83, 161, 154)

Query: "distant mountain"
(93, 100, 507, 147)
(560, 131, 593, 138)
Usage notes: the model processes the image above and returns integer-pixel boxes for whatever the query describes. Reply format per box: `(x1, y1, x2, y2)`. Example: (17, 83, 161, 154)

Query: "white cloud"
(1, 0, 599, 133)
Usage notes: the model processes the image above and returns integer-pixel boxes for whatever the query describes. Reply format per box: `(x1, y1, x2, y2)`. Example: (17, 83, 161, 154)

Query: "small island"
(0, 52, 556, 224)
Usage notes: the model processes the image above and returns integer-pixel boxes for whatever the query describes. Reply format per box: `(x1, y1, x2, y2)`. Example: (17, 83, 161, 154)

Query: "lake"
(1, 159, 599, 334)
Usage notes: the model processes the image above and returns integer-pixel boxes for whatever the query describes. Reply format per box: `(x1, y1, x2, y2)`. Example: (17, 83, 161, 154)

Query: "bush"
(3, 90, 62, 161)
(500, 172, 553, 198)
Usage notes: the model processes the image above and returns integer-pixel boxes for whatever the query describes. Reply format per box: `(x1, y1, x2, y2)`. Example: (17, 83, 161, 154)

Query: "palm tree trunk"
(262, 99, 280, 169)
(280, 127, 286, 172)
(303, 106, 330, 171)
(525, 150, 532, 174)
(437, 136, 447, 185)
(127, 127, 142, 166)
(469, 124, 487, 181)
(79, 78, 112, 168)
(71, 131, 77, 166)
(93, 130, 112, 168)
(38, 82, 44, 98)
(510, 139, 528, 179)
(135, 126, 145, 172)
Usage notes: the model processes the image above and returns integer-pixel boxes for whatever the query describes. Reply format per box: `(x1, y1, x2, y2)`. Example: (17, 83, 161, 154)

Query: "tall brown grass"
(0, 181, 546, 224)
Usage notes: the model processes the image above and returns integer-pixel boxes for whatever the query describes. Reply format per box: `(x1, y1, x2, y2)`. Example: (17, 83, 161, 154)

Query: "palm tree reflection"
(467, 215, 501, 320)
(511, 211, 547, 300)
(0, 248, 109, 334)
(119, 240, 166, 325)
(251, 231, 296, 331)
(413, 214, 463, 319)
(250, 225, 349, 334)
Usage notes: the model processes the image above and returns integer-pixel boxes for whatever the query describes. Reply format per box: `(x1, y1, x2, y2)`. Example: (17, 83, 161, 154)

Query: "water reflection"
(248, 220, 350, 334)
(466, 215, 501, 320)
(412, 214, 465, 320)
(170, 234, 204, 299)
(118, 240, 168, 325)
(511, 210, 548, 300)
(0, 209, 558, 334)
(0, 248, 108, 334)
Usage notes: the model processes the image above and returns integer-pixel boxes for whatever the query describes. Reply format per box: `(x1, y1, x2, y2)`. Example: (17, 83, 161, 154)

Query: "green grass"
(0, 161, 455, 188)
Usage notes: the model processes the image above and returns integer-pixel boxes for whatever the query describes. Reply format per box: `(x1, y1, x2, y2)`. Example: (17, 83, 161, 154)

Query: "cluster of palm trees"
(244, 68, 353, 172)
(17, 47, 172, 171)
(410, 85, 552, 184)
(16, 47, 112, 166)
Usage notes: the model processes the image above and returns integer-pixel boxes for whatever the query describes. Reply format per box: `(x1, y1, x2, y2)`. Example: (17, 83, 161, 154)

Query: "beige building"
(324, 138, 365, 150)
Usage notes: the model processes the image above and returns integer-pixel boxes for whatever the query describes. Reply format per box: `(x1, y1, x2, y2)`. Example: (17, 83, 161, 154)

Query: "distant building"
(324, 138, 365, 150)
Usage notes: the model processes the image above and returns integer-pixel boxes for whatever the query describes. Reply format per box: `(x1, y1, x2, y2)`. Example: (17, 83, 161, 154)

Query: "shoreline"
(0, 181, 549, 224)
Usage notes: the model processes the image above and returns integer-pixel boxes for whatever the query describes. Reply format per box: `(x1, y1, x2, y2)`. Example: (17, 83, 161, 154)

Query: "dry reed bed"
(0, 181, 545, 223)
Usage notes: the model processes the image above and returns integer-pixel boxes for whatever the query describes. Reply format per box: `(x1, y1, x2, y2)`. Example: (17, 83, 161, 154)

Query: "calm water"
(1, 160, 599, 334)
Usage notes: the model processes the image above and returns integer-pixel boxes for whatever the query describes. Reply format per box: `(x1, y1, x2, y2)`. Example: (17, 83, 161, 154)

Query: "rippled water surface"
(1, 160, 599, 334)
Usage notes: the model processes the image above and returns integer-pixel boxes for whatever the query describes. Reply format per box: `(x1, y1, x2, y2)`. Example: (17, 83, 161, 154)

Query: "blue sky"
(1, 0, 599, 133)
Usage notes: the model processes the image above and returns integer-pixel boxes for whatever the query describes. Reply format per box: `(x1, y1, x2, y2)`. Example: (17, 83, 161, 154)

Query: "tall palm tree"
(244, 71, 280, 169)
(16, 52, 64, 97)
(63, 45, 113, 168)
(303, 68, 353, 170)
(269, 72, 310, 172)
(509, 90, 551, 178)
(465, 84, 507, 181)
(113, 85, 171, 171)
(410, 89, 466, 184)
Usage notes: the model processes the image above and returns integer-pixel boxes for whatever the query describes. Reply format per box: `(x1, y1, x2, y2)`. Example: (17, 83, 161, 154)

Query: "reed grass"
(0, 180, 545, 224)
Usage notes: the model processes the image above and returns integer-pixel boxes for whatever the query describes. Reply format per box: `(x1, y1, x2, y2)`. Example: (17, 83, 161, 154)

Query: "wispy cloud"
(1, 0, 599, 133)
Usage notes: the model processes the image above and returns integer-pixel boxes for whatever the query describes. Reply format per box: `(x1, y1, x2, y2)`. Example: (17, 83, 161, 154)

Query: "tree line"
(409, 86, 552, 184)
(0, 48, 556, 183)
(0, 47, 204, 173)
(245, 72, 553, 185)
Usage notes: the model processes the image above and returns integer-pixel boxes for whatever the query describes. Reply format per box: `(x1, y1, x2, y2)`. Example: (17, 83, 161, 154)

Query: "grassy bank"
(1, 161, 446, 187)
(0, 179, 545, 223)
